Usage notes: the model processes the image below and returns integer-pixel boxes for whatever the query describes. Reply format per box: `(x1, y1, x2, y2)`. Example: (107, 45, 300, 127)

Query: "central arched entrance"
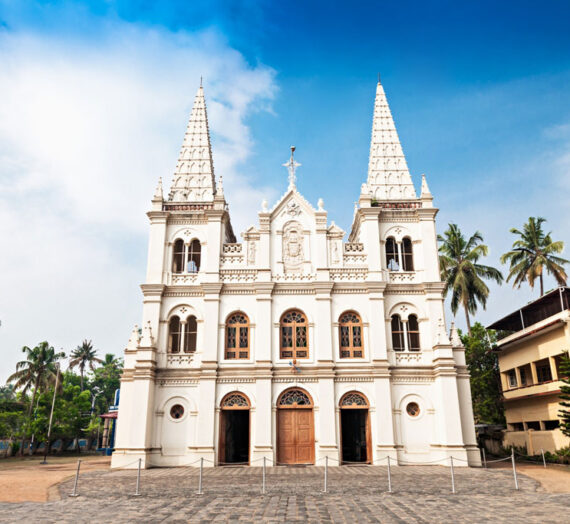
(277, 388, 315, 465)
(219, 392, 250, 465)
(340, 391, 371, 464)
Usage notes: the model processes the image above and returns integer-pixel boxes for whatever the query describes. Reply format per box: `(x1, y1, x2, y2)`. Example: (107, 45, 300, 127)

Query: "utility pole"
(40, 363, 60, 465)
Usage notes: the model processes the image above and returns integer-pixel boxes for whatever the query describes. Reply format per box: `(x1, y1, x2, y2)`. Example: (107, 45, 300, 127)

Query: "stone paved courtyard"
(1, 465, 568, 523)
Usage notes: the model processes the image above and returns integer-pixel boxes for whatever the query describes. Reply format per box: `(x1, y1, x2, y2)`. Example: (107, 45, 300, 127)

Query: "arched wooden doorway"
(277, 388, 315, 465)
(219, 392, 250, 465)
(339, 391, 371, 464)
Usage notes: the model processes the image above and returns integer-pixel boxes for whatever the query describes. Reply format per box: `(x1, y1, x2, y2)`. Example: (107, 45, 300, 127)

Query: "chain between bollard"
(69, 459, 81, 497)
(481, 448, 487, 469)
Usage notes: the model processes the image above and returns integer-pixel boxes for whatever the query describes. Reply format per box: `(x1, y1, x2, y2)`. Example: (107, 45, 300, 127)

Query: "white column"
(146, 212, 168, 283)
(396, 241, 403, 272)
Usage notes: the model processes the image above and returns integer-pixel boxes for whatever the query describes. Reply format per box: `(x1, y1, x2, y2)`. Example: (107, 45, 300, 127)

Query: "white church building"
(111, 80, 480, 468)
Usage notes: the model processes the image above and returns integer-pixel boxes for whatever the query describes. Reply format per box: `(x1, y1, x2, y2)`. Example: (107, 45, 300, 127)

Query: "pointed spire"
(366, 81, 417, 201)
(420, 174, 432, 197)
(126, 324, 140, 351)
(153, 177, 163, 200)
(449, 321, 462, 347)
(168, 83, 216, 202)
(140, 321, 154, 348)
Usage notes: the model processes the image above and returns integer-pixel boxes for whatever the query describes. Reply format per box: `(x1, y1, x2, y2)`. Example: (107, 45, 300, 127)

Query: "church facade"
(111, 81, 480, 468)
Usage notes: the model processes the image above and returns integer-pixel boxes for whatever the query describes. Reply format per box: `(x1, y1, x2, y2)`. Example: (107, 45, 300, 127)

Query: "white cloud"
(0, 24, 277, 382)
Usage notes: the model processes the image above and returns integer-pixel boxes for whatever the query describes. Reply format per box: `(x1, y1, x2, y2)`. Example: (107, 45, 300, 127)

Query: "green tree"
(559, 352, 570, 437)
(460, 323, 505, 425)
(30, 372, 91, 445)
(69, 340, 103, 391)
(438, 224, 504, 334)
(500, 217, 568, 296)
(91, 353, 123, 414)
(7, 342, 65, 416)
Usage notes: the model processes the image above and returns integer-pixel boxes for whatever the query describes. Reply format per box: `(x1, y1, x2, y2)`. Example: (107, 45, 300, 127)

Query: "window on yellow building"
(536, 361, 552, 383)
(507, 369, 517, 388)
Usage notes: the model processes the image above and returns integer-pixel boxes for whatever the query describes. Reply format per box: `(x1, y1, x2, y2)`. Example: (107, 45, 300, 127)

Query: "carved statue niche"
(248, 241, 256, 265)
(283, 221, 304, 273)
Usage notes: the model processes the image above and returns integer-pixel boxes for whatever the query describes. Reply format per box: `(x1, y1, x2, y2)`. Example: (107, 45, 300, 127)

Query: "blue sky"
(1, 1, 570, 380)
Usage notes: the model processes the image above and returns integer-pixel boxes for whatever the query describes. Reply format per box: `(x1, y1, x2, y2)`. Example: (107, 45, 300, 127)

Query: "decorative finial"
(378, 72, 381, 84)
(261, 199, 268, 212)
(283, 145, 301, 190)
(317, 198, 324, 211)
(200, 75, 203, 87)
(218, 175, 224, 194)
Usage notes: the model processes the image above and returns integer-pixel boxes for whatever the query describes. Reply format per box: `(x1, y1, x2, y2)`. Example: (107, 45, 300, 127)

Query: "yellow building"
(488, 287, 570, 454)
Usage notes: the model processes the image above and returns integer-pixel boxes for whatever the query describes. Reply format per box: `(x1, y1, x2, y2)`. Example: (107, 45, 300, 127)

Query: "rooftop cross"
(283, 146, 301, 190)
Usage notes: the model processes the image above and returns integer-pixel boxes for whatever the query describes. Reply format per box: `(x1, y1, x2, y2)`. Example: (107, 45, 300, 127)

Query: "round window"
(406, 402, 420, 417)
(170, 404, 185, 419)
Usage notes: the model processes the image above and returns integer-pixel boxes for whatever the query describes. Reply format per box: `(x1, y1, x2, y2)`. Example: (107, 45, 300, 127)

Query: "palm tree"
(69, 340, 103, 390)
(500, 217, 568, 296)
(7, 342, 65, 416)
(438, 224, 504, 334)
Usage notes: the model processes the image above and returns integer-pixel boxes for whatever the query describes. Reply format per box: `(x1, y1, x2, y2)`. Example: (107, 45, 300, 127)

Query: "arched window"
(280, 310, 308, 359)
(184, 316, 197, 353)
(168, 316, 182, 353)
(339, 311, 364, 358)
(172, 239, 202, 274)
(391, 314, 405, 351)
(407, 314, 420, 351)
(402, 237, 414, 271)
(172, 239, 185, 274)
(225, 312, 250, 359)
(386, 237, 399, 271)
(187, 240, 201, 273)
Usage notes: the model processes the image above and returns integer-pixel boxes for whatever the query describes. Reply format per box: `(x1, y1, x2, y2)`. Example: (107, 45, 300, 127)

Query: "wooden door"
(277, 409, 314, 464)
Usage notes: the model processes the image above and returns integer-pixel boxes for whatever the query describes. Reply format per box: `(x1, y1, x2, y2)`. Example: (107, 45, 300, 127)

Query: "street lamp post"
(40, 363, 60, 465)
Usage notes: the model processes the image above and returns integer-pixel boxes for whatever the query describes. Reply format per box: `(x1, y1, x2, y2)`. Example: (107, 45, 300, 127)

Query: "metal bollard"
(69, 459, 81, 497)
(481, 448, 487, 469)
(134, 458, 142, 496)
(323, 456, 328, 493)
(386, 456, 392, 493)
(262, 456, 266, 495)
(197, 457, 204, 495)
(541, 448, 546, 468)
(511, 448, 519, 490)
(450, 457, 456, 494)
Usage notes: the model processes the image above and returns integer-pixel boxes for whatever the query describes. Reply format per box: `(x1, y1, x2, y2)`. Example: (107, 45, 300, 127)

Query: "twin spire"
(168, 85, 216, 202)
(166, 79, 424, 204)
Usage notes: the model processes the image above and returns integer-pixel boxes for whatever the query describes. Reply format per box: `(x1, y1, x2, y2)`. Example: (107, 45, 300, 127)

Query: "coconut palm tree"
(7, 342, 65, 416)
(438, 224, 504, 334)
(69, 340, 103, 390)
(500, 217, 568, 296)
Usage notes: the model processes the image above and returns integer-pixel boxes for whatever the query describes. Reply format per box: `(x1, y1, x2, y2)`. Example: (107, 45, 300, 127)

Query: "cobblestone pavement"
(1, 465, 568, 523)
